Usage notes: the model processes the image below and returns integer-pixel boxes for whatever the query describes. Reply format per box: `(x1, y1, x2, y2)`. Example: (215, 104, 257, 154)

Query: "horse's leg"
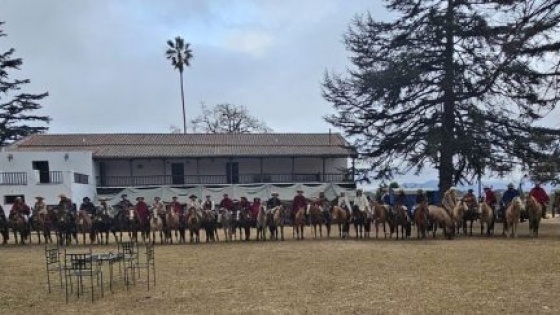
(319, 224, 323, 238)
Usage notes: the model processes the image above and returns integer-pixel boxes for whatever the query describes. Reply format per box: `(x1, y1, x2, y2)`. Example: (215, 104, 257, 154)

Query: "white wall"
(0, 151, 96, 214)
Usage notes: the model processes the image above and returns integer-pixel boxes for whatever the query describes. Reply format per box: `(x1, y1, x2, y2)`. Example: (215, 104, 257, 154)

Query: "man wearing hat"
(353, 189, 371, 217)
(200, 195, 214, 213)
(170, 196, 184, 215)
(79, 197, 96, 217)
(152, 197, 166, 216)
(239, 197, 250, 212)
(10, 196, 31, 223)
(415, 189, 426, 206)
(442, 187, 457, 214)
(33, 196, 48, 218)
(98, 198, 115, 218)
(395, 189, 411, 217)
(58, 194, 76, 219)
(250, 197, 262, 219)
(461, 189, 478, 213)
(117, 194, 133, 211)
(135, 197, 150, 225)
(500, 183, 520, 220)
(483, 187, 497, 210)
(335, 192, 351, 217)
(292, 190, 308, 222)
(219, 193, 234, 212)
(529, 183, 549, 219)
(267, 192, 282, 215)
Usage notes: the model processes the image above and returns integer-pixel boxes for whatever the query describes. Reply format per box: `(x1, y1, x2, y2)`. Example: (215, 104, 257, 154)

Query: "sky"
(0, 0, 548, 189)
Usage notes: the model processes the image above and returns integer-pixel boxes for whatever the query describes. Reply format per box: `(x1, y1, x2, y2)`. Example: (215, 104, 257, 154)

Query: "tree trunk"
(180, 71, 187, 134)
(439, 0, 456, 195)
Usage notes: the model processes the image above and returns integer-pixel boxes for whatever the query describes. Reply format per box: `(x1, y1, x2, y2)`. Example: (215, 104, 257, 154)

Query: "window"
(4, 195, 25, 204)
(32, 161, 50, 183)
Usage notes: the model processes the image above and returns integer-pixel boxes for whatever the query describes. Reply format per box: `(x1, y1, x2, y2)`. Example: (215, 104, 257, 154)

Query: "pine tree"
(323, 0, 560, 193)
(0, 22, 49, 146)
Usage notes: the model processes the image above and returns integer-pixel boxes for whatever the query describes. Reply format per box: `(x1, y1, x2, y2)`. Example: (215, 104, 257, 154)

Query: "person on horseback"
(267, 192, 282, 215)
(483, 187, 497, 210)
(462, 189, 478, 213)
(98, 199, 114, 218)
(117, 194, 133, 210)
(292, 189, 308, 223)
(219, 193, 233, 216)
(33, 196, 47, 218)
(135, 196, 150, 225)
(530, 183, 549, 219)
(250, 197, 261, 219)
(239, 197, 250, 212)
(79, 197, 96, 217)
(395, 189, 411, 218)
(500, 183, 520, 220)
(553, 188, 560, 218)
(170, 196, 184, 215)
(57, 194, 75, 220)
(353, 189, 371, 216)
(415, 189, 426, 206)
(442, 187, 457, 215)
(336, 191, 352, 217)
(10, 197, 31, 223)
(152, 196, 166, 221)
(201, 195, 214, 214)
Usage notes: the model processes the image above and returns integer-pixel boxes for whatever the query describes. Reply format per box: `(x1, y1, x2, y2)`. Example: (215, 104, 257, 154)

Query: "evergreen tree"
(0, 22, 49, 146)
(323, 0, 560, 193)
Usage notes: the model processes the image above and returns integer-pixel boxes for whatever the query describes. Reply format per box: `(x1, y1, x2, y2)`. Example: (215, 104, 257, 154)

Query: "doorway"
(32, 161, 50, 183)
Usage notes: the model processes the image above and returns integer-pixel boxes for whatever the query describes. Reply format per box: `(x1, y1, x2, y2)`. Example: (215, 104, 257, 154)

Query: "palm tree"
(166, 36, 193, 134)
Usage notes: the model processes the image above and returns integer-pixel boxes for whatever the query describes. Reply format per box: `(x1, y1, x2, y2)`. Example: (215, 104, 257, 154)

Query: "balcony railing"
(36, 171, 63, 184)
(0, 172, 28, 185)
(96, 173, 352, 187)
(74, 173, 89, 184)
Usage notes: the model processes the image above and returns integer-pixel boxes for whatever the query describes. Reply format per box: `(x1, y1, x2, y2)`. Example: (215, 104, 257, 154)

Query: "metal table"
(90, 253, 123, 293)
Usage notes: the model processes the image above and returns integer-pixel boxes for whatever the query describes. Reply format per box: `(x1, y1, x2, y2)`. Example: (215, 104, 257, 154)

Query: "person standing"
(529, 183, 550, 219)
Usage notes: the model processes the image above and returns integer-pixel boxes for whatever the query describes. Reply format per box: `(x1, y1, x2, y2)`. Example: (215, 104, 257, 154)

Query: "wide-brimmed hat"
(83, 197, 90, 201)
(15, 196, 22, 201)
(483, 186, 490, 190)
(449, 187, 456, 191)
(205, 195, 211, 198)
(154, 196, 161, 200)
(58, 194, 67, 198)
(189, 195, 197, 199)
(254, 197, 261, 201)
(98, 197, 109, 202)
(223, 193, 229, 196)
(507, 183, 514, 188)
(240, 196, 247, 200)
(296, 189, 304, 193)
(172, 196, 178, 199)
(136, 196, 142, 201)
(121, 194, 128, 198)
(35, 196, 44, 200)
(271, 192, 279, 196)
(468, 189, 473, 193)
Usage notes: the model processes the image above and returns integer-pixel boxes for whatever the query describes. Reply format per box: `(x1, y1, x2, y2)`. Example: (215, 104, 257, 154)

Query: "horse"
(462, 203, 478, 236)
(255, 205, 267, 241)
(427, 205, 454, 239)
(201, 210, 218, 242)
(309, 205, 325, 238)
(9, 212, 29, 245)
(76, 210, 94, 245)
(53, 207, 77, 246)
(331, 206, 350, 239)
(268, 205, 285, 241)
(126, 207, 146, 243)
(505, 197, 524, 238)
(293, 207, 306, 240)
(478, 202, 495, 236)
(111, 205, 129, 242)
(323, 205, 332, 238)
(526, 196, 542, 238)
(414, 202, 429, 239)
(372, 202, 390, 239)
(186, 207, 201, 243)
(236, 208, 252, 241)
(0, 209, 9, 244)
(149, 208, 165, 245)
(390, 205, 410, 240)
(91, 208, 113, 245)
(218, 209, 234, 242)
(165, 209, 184, 244)
(451, 201, 468, 236)
(351, 206, 366, 239)
(31, 210, 54, 244)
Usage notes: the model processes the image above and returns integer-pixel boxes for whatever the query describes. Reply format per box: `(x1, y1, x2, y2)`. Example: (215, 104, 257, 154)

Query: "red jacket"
(239, 200, 250, 211)
(170, 201, 183, 214)
(135, 201, 149, 221)
(249, 202, 260, 219)
(220, 198, 234, 211)
(484, 190, 497, 205)
(530, 187, 549, 204)
(10, 203, 30, 216)
(292, 195, 307, 213)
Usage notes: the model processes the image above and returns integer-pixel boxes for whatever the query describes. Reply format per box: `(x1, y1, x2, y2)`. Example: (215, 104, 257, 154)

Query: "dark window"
(32, 161, 50, 183)
(4, 195, 25, 204)
(171, 163, 185, 185)
(226, 162, 239, 184)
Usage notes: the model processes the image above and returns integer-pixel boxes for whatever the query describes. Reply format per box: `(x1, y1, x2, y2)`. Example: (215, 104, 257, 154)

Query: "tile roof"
(8, 133, 356, 159)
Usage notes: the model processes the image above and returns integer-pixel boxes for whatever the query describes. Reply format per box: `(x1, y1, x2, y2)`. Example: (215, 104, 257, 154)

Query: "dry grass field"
(1, 220, 560, 315)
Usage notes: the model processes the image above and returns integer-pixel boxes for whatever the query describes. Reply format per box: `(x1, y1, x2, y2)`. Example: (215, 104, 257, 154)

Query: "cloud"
(224, 30, 274, 57)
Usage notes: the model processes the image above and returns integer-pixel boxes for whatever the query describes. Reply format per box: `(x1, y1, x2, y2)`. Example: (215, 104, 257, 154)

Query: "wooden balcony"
(96, 173, 352, 188)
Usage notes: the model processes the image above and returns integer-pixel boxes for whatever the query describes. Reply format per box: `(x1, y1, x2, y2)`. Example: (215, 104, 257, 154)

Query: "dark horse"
(351, 206, 366, 239)
(462, 206, 478, 236)
(31, 210, 54, 244)
(237, 208, 252, 241)
(9, 212, 30, 245)
(0, 207, 10, 244)
(92, 207, 113, 245)
(390, 205, 411, 240)
(201, 210, 218, 242)
(53, 207, 77, 246)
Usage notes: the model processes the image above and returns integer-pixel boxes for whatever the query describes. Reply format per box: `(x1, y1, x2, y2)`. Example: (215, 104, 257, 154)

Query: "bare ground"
(1, 220, 560, 315)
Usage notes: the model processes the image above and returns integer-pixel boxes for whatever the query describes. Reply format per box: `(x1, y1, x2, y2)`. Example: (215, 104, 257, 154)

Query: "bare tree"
(191, 103, 272, 134)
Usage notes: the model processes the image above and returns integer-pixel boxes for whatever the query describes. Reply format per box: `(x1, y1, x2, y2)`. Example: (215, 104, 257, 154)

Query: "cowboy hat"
(121, 194, 128, 198)
(58, 194, 67, 198)
(223, 193, 229, 196)
(83, 197, 90, 201)
(172, 196, 178, 199)
(136, 196, 142, 201)
(189, 194, 197, 199)
(483, 186, 490, 190)
(205, 195, 211, 198)
(154, 196, 161, 200)
(35, 196, 44, 200)
(296, 189, 304, 193)
(449, 187, 456, 191)
(271, 192, 279, 196)
(98, 197, 109, 202)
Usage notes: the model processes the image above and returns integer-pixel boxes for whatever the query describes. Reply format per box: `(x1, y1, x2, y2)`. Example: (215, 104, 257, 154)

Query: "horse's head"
(513, 197, 525, 212)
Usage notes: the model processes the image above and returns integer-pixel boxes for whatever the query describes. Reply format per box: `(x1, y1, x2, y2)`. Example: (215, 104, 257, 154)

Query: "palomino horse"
(427, 205, 454, 239)
(505, 197, 524, 238)
(372, 202, 391, 239)
(451, 201, 468, 236)
(149, 208, 165, 245)
(31, 210, 54, 244)
(293, 207, 306, 240)
(526, 196, 542, 238)
(76, 210, 94, 245)
(414, 202, 429, 239)
(218, 209, 234, 242)
(309, 205, 325, 238)
(479, 202, 494, 236)
(9, 213, 29, 245)
(186, 207, 201, 243)
(236, 208, 252, 241)
(390, 205, 410, 240)
(268, 205, 285, 241)
(165, 209, 185, 244)
(331, 206, 350, 239)
(256, 204, 267, 241)
(201, 210, 218, 242)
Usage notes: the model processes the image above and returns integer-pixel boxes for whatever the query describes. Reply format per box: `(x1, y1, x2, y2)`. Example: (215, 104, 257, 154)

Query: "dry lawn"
(1, 220, 560, 315)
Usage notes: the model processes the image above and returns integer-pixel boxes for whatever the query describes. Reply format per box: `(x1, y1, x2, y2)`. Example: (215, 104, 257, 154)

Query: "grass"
(1, 220, 560, 315)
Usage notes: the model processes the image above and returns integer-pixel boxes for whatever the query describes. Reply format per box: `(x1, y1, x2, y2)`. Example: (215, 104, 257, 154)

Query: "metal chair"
(126, 243, 156, 290)
(117, 241, 138, 283)
(44, 245, 66, 293)
(64, 252, 104, 303)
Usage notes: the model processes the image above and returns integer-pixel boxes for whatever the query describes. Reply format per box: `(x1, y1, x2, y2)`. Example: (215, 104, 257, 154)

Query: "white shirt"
(186, 199, 201, 210)
(354, 194, 371, 213)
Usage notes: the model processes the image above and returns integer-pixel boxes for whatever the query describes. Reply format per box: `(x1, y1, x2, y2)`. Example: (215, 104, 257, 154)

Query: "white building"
(1, 133, 356, 212)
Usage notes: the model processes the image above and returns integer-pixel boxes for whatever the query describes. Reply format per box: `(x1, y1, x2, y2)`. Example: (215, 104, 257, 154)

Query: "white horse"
(217, 208, 234, 242)
(256, 204, 267, 241)
(149, 208, 164, 245)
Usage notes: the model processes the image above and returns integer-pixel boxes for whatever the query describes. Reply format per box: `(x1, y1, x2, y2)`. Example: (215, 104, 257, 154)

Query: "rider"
(135, 196, 150, 225)
(336, 191, 352, 218)
(79, 197, 96, 217)
(219, 193, 234, 216)
(353, 189, 371, 216)
(267, 192, 282, 215)
(239, 197, 250, 212)
(415, 189, 426, 206)
(395, 189, 411, 218)
(442, 187, 457, 215)
(58, 194, 75, 220)
(500, 183, 520, 220)
(98, 198, 114, 218)
(483, 187, 497, 209)
(117, 194, 133, 210)
(200, 195, 214, 214)
(33, 196, 48, 218)
(529, 183, 549, 219)
(292, 189, 308, 223)
(10, 197, 31, 223)
(170, 196, 184, 215)
(462, 189, 478, 212)
(250, 197, 262, 219)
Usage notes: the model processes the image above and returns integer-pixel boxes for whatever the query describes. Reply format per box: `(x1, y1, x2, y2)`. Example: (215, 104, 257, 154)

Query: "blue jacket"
(382, 194, 392, 206)
(501, 189, 520, 206)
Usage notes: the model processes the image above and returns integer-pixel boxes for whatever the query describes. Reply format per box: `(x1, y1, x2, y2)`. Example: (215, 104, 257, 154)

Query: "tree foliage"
(323, 0, 560, 192)
(191, 103, 272, 134)
(166, 36, 193, 134)
(0, 22, 49, 146)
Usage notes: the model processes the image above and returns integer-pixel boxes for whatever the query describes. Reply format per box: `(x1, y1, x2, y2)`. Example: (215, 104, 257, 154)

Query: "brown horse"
(505, 197, 523, 238)
(293, 207, 306, 240)
(309, 205, 324, 238)
(414, 202, 429, 239)
(427, 205, 454, 239)
(31, 211, 53, 244)
(526, 196, 542, 237)
(127, 207, 146, 243)
(149, 208, 165, 245)
(372, 202, 390, 239)
(479, 202, 494, 236)
(165, 209, 184, 244)
(201, 210, 218, 242)
(391, 205, 410, 240)
(186, 207, 200, 243)
(9, 213, 29, 245)
(331, 206, 350, 239)
(268, 205, 286, 241)
(76, 210, 94, 245)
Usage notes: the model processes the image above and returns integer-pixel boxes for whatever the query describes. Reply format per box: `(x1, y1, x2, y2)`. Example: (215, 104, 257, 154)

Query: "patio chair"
(64, 252, 104, 303)
(117, 241, 138, 282)
(44, 245, 66, 293)
(126, 243, 156, 290)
